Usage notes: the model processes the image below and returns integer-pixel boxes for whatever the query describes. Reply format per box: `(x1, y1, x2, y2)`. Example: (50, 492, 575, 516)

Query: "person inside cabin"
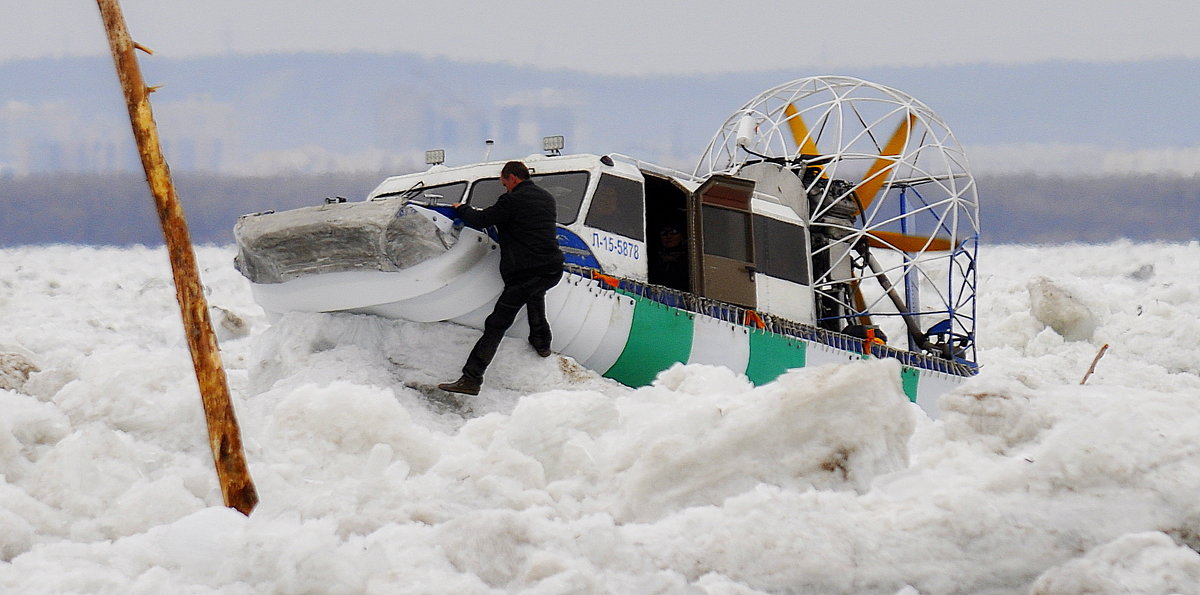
(650, 223, 689, 291)
(437, 160, 565, 396)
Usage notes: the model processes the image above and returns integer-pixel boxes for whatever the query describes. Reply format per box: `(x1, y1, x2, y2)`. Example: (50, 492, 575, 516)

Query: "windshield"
(467, 171, 589, 224)
(374, 181, 466, 205)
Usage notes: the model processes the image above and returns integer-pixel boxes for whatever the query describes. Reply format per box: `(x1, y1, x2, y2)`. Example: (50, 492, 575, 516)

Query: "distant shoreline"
(1, 171, 1195, 246)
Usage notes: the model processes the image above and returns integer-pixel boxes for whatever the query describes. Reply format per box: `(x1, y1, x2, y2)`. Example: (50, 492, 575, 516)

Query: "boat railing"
(564, 264, 976, 377)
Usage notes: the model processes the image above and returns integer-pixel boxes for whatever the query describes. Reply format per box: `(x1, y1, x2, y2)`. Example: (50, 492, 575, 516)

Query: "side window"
(753, 215, 809, 284)
(539, 172, 589, 224)
(467, 178, 505, 210)
(702, 205, 751, 261)
(466, 172, 589, 225)
(584, 174, 645, 241)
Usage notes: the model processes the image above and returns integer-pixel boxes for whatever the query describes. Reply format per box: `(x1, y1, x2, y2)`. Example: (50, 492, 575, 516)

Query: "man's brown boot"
(438, 376, 481, 396)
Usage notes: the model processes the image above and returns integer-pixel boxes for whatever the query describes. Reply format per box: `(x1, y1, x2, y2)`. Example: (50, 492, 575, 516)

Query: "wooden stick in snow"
(96, 0, 258, 516)
(1080, 343, 1110, 385)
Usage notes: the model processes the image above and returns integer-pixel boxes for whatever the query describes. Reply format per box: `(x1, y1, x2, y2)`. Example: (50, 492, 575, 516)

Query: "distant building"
(154, 95, 239, 172)
(0, 95, 241, 175)
(0, 100, 134, 174)
(495, 88, 587, 155)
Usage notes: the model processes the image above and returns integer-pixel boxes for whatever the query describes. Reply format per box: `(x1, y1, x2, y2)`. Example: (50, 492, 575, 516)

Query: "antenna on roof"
(484, 139, 494, 161)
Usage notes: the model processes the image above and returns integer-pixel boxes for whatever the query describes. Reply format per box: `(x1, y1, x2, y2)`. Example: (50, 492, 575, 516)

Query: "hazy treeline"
(1, 171, 1196, 247)
(977, 173, 1199, 244)
(1, 170, 401, 246)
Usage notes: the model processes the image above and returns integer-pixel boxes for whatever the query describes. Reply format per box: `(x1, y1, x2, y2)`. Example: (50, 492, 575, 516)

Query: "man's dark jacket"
(455, 180, 564, 282)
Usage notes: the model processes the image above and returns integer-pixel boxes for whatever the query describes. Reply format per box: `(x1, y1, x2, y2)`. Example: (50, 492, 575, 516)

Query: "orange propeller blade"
(856, 112, 916, 214)
(783, 103, 821, 157)
(851, 281, 872, 326)
(866, 230, 953, 252)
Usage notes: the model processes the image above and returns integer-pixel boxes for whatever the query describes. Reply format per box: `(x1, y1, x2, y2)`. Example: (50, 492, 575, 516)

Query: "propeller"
(865, 230, 952, 252)
(849, 280, 872, 326)
(782, 106, 949, 252)
(854, 112, 917, 215)
(783, 103, 822, 161)
(778, 105, 954, 333)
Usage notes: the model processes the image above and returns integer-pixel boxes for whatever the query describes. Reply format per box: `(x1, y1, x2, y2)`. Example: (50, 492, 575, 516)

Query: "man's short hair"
(501, 161, 530, 181)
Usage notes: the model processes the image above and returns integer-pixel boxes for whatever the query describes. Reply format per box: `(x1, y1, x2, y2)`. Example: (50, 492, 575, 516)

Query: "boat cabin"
(366, 152, 818, 327)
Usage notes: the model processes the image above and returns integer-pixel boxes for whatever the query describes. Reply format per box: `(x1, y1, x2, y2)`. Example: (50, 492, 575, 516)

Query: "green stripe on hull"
(901, 366, 920, 402)
(595, 291, 937, 404)
(745, 329, 806, 385)
(603, 292, 695, 386)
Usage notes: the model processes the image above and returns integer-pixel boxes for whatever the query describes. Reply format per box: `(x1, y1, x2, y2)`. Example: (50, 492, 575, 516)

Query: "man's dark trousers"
(462, 270, 563, 382)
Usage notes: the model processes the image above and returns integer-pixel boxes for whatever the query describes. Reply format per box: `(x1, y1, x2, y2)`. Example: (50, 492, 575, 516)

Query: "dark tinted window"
(467, 178, 505, 209)
(467, 171, 589, 224)
(753, 215, 809, 284)
(702, 205, 752, 261)
(584, 174, 645, 241)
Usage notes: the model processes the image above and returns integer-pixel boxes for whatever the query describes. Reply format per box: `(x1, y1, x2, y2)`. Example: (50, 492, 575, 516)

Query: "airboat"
(233, 76, 980, 417)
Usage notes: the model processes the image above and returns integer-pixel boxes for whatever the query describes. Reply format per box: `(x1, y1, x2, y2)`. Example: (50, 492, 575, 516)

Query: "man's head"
(659, 224, 684, 248)
(500, 161, 530, 191)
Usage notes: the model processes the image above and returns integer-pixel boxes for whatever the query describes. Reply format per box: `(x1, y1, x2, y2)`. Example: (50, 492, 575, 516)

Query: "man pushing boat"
(437, 160, 565, 396)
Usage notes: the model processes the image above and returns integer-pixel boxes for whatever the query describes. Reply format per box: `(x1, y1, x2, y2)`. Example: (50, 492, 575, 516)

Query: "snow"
(0, 240, 1198, 594)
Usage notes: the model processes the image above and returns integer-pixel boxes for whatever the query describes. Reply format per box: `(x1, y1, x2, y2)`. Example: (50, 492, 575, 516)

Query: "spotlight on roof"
(425, 149, 445, 165)
(543, 135, 564, 156)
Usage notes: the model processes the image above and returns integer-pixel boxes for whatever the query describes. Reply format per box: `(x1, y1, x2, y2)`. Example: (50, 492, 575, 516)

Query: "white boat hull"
(249, 265, 958, 418)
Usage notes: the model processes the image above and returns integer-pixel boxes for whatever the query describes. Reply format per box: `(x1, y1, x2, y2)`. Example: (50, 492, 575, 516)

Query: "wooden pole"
(96, 0, 258, 516)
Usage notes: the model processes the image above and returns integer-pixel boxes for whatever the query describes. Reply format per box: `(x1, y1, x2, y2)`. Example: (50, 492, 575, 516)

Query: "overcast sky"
(6, 0, 1200, 75)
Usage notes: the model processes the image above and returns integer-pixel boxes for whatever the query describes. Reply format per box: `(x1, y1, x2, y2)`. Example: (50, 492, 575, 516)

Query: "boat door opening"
(642, 173, 692, 292)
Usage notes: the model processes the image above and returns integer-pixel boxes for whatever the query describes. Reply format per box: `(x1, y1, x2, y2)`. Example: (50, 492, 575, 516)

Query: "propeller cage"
(695, 76, 981, 363)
